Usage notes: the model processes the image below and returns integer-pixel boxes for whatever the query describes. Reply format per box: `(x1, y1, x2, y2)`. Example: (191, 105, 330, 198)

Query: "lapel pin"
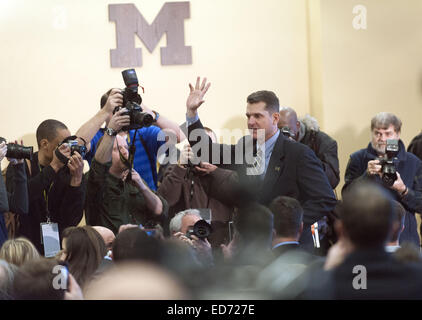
(275, 166, 280, 172)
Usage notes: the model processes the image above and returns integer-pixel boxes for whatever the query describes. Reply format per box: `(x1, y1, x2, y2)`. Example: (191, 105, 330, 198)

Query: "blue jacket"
(342, 141, 422, 246)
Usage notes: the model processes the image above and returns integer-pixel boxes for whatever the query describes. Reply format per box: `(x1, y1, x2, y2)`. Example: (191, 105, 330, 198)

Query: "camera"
(186, 220, 212, 239)
(0, 137, 33, 160)
(113, 69, 154, 131)
(67, 140, 87, 159)
(379, 139, 399, 186)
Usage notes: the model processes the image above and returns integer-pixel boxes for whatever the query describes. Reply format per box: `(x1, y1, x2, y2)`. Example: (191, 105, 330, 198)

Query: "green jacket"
(85, 160, 168, 234)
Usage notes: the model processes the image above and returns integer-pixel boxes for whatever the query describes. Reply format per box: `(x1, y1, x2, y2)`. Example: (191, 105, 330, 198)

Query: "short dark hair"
(112, 228, 163, 264)
(12, 258, 66, 300)
(269, 196, 303, 238)
(100, 88, 113, 109)
(36, 119, 68, 147)
(247, 90, 280, 114)
(339, 182, 394, 249)
(234, 202, 274, 246)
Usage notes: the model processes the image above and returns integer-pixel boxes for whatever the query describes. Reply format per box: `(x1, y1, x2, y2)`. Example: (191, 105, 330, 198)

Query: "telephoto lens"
(0, 137, 33, 160)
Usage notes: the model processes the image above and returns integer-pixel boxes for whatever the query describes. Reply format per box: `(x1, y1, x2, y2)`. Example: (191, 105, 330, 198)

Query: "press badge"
(40, 222, 61, 258)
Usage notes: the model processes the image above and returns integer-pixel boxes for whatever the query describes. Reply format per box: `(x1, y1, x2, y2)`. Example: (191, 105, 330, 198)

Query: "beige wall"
(0, 0, 310, 145)
(315, 0, 422, 194)
(1, 0, 422, 195)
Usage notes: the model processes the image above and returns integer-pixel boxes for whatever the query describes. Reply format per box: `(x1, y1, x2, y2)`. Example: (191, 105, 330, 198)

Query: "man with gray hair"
(169, 209, 213, 267)
(342, 112, 422, 247)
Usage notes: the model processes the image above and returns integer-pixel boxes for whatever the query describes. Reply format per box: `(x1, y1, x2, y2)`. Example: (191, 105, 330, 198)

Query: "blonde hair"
(0, 237, 40, 267)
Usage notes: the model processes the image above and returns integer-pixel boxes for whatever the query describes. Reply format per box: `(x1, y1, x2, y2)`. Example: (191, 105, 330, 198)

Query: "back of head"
(390, 200, 406, 242)
(0, 259, 18, 300)
(339, 182, 393, 249)
(234, 202, 274, 249)
(13, 258, 66, 300)
(84, 262, 189, 300)
(269, 196, 303, 238)
(112, 228, 163, 264)
(247, 90, 280, 114)
(62, 226, 106, 288)
(0, 237, 40, 267)
(100, 88, 113, 109)
(36, 119, 68, 148)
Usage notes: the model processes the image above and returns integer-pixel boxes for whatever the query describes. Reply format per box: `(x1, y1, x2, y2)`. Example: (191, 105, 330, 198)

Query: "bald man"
(279, 108, 340, 189)
(93, 226, 115, 253)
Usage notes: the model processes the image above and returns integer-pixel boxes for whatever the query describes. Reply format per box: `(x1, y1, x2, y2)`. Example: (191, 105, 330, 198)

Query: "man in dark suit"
(184, 77, 337, 249)
(307, 182, 422, 299)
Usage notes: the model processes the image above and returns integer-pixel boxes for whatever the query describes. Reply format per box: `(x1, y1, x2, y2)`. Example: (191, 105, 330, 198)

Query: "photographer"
(158, 129, 237, 244)
(76, 71, 184, 191)
(342, 112, 422, 247)
(84, 109, 168, 235)
(0, 141, 28, 247)
(6, 120, 85, 255)
(169, 209, 214, 268)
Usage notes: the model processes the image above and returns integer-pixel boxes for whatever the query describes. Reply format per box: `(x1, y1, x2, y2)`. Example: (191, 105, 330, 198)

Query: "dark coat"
(188, 120, 337, 247)
(306, 248, 422, 299)
(342, 141, 422, 246)
(6, 152, 85, 255)
(301, 129, 340, 189)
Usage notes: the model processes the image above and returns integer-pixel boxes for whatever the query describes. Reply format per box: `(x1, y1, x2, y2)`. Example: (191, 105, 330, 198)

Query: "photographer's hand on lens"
(104, 88, 124, 115)
(51, 143, 71, 172)
(367, 159, 382, 177)
(0, 142, 7, 162)
(391, 172, 408, 196)
(186, 77, 211, 117)
(108, 108, 131, 132)
(173, 232, 195, 247)
(68, 151, 84, 187)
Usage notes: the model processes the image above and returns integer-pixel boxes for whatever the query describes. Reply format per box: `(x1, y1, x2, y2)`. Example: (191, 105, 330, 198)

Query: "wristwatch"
(152, 110, 160, 122)
(105, 127, 117, 136)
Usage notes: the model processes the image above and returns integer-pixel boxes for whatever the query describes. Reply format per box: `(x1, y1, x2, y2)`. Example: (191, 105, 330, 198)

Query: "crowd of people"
(1, 76, 422, 300)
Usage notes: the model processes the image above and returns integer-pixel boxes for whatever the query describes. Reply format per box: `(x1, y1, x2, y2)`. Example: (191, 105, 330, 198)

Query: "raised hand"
(186, 77, 211, 117)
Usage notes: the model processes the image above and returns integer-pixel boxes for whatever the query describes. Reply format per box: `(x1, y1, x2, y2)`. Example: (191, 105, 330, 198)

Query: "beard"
(371, 141, 386, 155)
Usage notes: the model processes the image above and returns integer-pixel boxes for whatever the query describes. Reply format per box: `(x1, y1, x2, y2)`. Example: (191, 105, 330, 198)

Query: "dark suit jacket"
(306, 247, 422, 299)
(188, 120, 337, 246)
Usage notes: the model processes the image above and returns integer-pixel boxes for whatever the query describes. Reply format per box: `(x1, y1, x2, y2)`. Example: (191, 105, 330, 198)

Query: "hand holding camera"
(103, 88, 123, 115)
(51, 143, 71, 172)
(111, 69, 154, 131)
(68, 151, 84, 186)
(108, 108, 131, 133)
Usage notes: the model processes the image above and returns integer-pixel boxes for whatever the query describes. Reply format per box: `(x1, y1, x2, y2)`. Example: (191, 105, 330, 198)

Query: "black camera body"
(379, 139, 399, 187)
(113, 69, 154, 131)
(0, 137, 33, 160)
(67, 140, 87, 159)
(186, 220, 212, 240)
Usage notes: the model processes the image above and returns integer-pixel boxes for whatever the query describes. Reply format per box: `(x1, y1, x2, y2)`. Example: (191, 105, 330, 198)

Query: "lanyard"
(38, 162, 54, 223)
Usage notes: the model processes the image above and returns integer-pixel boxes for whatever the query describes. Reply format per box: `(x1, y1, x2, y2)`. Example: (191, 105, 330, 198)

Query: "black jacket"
(300, 129, 340, 189)
(6, 152, 85, 255)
